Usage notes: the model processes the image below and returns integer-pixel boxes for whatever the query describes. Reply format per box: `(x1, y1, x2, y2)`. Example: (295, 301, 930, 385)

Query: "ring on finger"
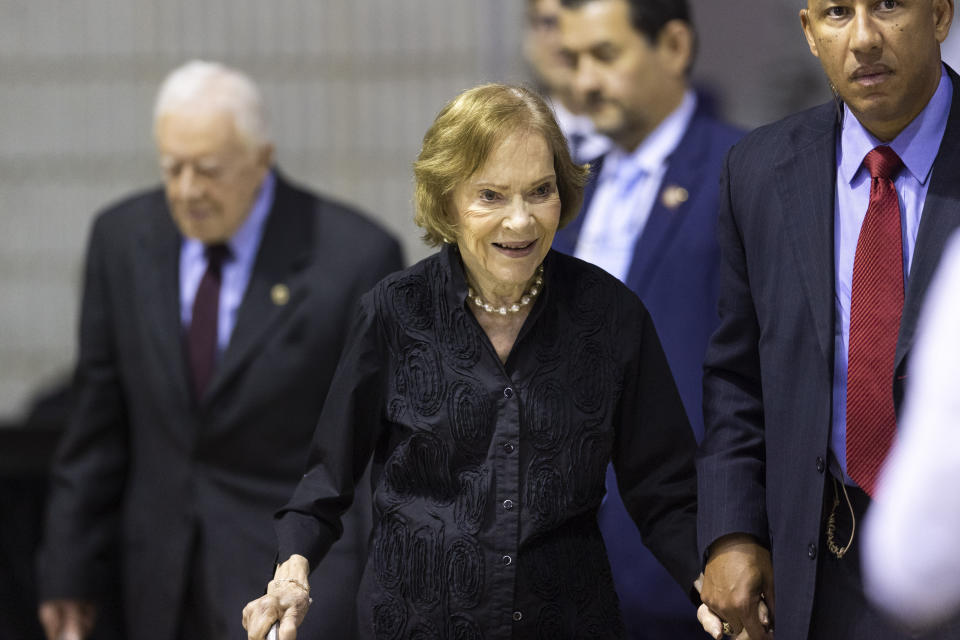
(721, 621, 734, 636)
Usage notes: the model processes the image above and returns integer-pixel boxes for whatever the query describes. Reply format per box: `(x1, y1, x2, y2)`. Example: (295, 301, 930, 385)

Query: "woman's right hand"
(242, 554, 312, 640)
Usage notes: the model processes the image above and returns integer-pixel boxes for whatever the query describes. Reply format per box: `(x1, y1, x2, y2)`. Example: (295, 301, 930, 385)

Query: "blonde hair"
(413, 84, 589, 247)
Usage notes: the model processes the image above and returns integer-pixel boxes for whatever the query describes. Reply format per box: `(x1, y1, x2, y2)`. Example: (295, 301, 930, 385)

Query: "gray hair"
(153, 60, 271, 148)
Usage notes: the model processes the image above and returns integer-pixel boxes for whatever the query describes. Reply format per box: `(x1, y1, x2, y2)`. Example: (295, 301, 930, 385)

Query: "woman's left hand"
(242, 555, 312, 640)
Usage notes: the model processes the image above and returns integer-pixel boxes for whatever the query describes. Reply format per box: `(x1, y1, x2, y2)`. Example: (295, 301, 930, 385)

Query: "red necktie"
(846, 146, 904, 497)
(188, 244, 230, 400)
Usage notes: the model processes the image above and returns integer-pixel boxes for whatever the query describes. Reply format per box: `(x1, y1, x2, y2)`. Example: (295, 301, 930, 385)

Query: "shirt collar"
(601, 90, 697, 183)
(181, 169, 276, 261)
(839, 65, 951, 186)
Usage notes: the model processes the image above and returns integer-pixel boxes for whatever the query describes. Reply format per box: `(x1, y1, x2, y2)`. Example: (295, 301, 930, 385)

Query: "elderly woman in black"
(243, 84, 699, 639)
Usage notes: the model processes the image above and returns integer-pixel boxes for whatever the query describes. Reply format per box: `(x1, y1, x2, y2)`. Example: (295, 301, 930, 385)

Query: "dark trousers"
(808, 478, 960, 640)
(177, 526, 228, 640)
(599, 465, 704, 640)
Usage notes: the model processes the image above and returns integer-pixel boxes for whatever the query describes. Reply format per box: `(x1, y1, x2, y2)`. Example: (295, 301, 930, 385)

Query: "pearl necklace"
(468, 265, 544, 315)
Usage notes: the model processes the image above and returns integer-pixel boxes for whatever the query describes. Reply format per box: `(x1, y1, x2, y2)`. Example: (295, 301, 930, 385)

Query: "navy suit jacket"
(698, 69, 960, 640)
(554, 105, 742, 637)
(554, 107, 742, 439)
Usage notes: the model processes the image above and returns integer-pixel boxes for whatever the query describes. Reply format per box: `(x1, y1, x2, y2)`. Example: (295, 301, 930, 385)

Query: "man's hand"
(698, 600, 772, 639)
(700, 534, 775, 639)
(242, 554, 312, 640)
(695, 572, 771, 639)
(37, 599, 97, 640)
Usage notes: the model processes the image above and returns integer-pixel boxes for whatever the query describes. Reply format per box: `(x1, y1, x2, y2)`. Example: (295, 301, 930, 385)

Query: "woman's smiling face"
(450, 129, 561, 300)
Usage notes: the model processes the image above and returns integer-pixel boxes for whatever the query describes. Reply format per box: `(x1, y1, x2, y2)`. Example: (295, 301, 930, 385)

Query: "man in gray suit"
(36, 60, 403, 640)
(697, 1, 960, 639)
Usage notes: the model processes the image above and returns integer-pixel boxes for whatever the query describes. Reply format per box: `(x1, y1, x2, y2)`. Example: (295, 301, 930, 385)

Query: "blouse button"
(512, 611, 523, 622)
(503, 499, 514, 510)
(503, 442, 515, 454)
(502, 555, 513, 566)
(503, 386, 514, 398)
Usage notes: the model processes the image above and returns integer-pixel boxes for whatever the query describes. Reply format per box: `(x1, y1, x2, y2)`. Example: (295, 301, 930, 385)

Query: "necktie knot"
(204, 244, 231, 270)
(863, 146, 903, 181)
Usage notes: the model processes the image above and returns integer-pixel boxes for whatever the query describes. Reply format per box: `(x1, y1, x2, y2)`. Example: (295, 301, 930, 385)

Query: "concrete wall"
(5, 0, 948, 421)
(0, 0, 527, 419)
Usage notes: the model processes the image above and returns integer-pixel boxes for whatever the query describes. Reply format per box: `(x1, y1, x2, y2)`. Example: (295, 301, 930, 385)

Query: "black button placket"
(492, 376, 521, 637)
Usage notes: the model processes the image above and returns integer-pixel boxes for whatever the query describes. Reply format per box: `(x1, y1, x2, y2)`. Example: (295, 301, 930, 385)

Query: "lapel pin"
(271, 283, 290, 306)
(661, 185, 689, 210)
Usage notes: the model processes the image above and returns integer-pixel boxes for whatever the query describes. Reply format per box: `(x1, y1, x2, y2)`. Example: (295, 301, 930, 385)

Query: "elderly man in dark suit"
(36, 60, 403, 640)
(551, 1, 741, 637)
(697, 1, 960, 639)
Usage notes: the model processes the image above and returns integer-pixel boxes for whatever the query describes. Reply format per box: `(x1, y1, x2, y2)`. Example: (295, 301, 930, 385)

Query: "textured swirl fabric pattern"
(277, 243, 698, 639)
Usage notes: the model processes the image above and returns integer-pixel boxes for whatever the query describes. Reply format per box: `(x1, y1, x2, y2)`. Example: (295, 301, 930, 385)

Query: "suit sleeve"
(696, 149, 769, 560)
(345, 228, 404, 302)
(37, 214, 129, 601)
(374, 237, 404, 283)
(613, 303, 699, 595)
(275, 291, 389, 570)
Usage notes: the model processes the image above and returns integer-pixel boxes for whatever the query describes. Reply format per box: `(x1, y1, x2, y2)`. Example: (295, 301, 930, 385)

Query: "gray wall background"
(0, 0, 933, 421)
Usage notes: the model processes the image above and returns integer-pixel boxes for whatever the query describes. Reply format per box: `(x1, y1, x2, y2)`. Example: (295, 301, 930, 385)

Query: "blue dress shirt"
(179, 171, 276, 357)
(830, 67, 952, 482)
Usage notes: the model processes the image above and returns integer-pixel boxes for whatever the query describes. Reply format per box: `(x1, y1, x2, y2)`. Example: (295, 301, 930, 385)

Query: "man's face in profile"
(801, 0, 953, 140)
(156, 105, 271, 244)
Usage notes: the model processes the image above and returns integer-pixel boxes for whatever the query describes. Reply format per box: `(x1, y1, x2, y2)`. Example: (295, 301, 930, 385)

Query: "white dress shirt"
(863, 230, 960, 630)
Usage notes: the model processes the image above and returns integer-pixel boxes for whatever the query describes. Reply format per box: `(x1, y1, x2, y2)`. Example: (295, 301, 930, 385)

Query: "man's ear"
(655, 19, 694, 77)
(259, 144, 275, 169)
(800, 9, 821, 59)
(933, 0, 954, 44)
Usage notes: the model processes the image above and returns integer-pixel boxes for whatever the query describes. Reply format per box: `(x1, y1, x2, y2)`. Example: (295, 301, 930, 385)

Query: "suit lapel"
(776, 104, 839, 364)
(624, 111, 709, 294)
(138, 200, 194, 408)
(203, 177, 312, 403)
(896, 69, 960, 370)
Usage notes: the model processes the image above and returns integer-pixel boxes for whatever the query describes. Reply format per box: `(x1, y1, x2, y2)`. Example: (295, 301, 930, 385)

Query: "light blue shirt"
(179, 171, 276, 357)
(830, 67, 951, 482)
(574, 91, 697, 283)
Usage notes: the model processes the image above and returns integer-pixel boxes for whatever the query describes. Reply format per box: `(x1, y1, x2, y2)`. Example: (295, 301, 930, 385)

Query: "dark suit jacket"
(554, 106, 742, 637)
(698, 71, 960, 640)
(38, 174, 404, 640)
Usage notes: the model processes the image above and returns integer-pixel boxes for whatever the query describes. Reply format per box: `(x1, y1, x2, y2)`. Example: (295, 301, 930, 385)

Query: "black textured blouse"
(276, 244, 698, 639)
